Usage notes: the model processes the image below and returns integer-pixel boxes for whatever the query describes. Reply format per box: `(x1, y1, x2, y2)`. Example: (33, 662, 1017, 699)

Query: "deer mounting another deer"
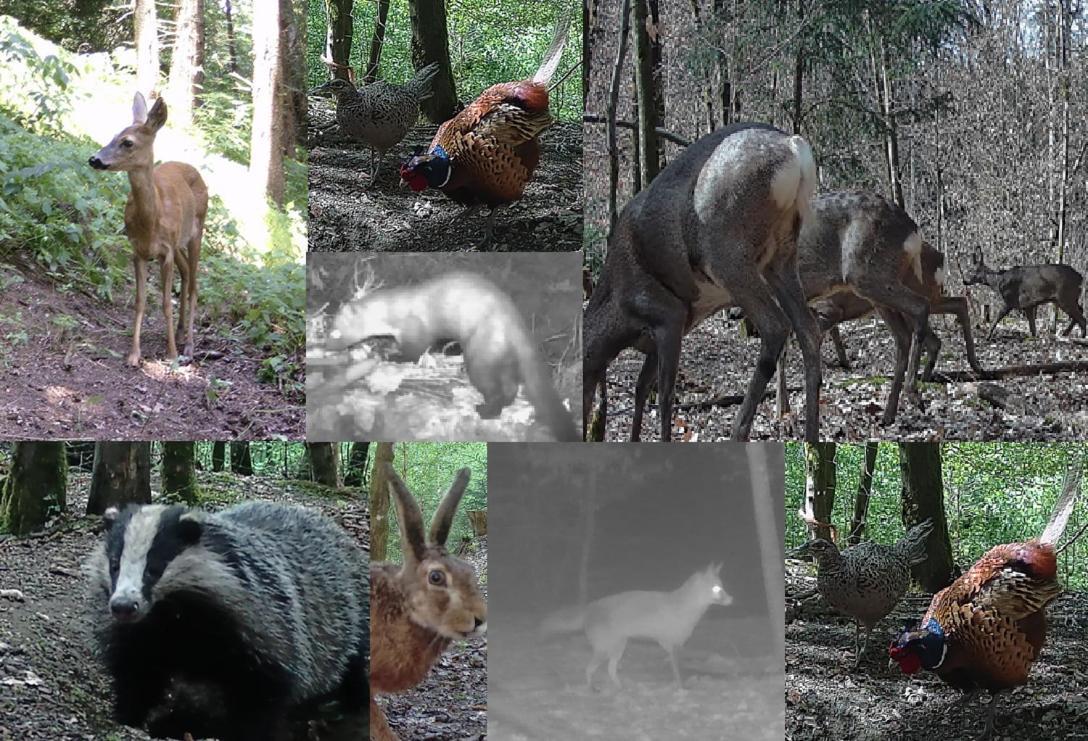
(89, 92, 208, 367)
(583, 122, 823, 441)
(963, 247, 1087, 340)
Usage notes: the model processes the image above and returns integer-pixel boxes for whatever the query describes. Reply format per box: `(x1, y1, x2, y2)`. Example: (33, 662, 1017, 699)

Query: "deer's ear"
(146, 97, 168, 132)
(132, 92, 148, 125)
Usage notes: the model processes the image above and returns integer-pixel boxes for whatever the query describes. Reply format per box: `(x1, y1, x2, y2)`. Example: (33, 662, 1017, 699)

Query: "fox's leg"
(665, 646, 683, 687)
(585, 652, 603, 688)
(606, 639, 628, 687)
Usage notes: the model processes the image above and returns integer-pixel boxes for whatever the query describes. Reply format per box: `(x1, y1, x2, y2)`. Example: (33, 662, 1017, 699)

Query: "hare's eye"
(428, 569, 446, 586)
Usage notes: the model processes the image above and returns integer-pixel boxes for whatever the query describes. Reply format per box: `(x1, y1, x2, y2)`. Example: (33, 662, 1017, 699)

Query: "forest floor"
(306, 99, 583, 253)
(487, 613, 782, 740)
(785, 559, 1088, 740)
(0, 267, 303, 440)
(598, 311, 1088, 441)
(375, 537, 488, 740)
(0, 469, 368, 740)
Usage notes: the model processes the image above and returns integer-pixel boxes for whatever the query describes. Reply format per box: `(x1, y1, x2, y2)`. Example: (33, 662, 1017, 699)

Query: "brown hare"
(370, 463, 487, 741)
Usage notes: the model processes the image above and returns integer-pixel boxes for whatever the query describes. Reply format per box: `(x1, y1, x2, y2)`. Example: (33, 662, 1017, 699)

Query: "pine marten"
(327, 272, 578, 442)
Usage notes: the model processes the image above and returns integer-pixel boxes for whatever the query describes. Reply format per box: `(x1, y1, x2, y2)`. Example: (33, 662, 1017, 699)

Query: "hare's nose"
(473, 616, 487, 634)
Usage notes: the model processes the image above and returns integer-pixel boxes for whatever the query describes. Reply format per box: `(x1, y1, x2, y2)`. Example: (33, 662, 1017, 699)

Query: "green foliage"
(306, 0, 583, 121)
(0, 0, 123, 52)
(785, 443, 1088, 590)
(0, 19, 79, 134)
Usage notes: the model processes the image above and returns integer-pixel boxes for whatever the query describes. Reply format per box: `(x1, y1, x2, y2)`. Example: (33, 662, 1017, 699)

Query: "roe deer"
(963, 247, 1087, 340)
(583, 123, 822, 441)
(370, 464, 486, 741)
(89, 92, 208, 366)
(540, 563, 731, 689)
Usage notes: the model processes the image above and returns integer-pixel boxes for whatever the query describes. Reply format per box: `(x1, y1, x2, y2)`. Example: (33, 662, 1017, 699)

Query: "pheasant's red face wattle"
(888, 644, 922, 674)
(399, 163, 428, 192)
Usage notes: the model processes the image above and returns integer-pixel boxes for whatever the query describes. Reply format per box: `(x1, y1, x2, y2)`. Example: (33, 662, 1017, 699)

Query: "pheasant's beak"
(787, 543, 810, 558)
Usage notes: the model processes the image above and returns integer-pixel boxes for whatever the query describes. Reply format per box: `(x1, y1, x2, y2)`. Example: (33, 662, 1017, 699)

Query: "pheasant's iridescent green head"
(400, 144, 451, 191)
(889, 617, 946, 674)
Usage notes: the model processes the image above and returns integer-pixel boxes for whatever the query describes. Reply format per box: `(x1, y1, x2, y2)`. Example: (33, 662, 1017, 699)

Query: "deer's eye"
(428, 569, 446, 586)
(121, 140, 133, 149)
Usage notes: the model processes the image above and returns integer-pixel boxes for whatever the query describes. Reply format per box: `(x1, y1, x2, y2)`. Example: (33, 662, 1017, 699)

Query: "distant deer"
(963, 247, 1086, 340)
(583, 123, 823, 441)
(89, 93, 208, 366)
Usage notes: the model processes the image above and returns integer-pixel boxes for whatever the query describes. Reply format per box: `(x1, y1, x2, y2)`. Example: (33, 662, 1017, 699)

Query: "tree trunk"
(324, 0, 354, 81)
(370, 443, 395, 562)
(134, 0, 160, 96)
(791, 0, 805, 133)
(167, 0, 205, 128)
(282, 0, 308, 152)
(633, 0, 659, 188)
(897, 443, 954, 592)
(87, 442, 152, 515)
(308, 443, 341, 487)
(250, 0, 285, 206)
(1, 442, 66, 535)
(211, 441, 225, 472)
(231, 442, 253, 476)
(364, 0, 391, 84)
(606, 0, 632, 231)
(162, 442, 198, 504)
(748, 442, 785, 672)
(345, 442, 370, 486)
(802, 443, 836, 541)
(847, 442, 880, 545)
(408, 0, 457, 122)
(223, 0, 239, 73)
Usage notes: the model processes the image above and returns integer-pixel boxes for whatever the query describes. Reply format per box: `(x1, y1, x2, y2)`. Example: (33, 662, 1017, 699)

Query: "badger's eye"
(428, 569, 446, 586)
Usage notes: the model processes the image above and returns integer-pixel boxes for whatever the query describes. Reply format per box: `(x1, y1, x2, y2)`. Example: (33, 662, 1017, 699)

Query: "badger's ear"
(177, 512, 204, 544)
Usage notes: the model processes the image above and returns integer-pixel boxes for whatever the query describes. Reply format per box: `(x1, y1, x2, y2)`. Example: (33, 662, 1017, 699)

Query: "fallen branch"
(931, 360, 1088, 382)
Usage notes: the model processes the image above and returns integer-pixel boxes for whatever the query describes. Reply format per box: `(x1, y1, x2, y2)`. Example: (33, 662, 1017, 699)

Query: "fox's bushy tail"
(539, 605, 585, 635)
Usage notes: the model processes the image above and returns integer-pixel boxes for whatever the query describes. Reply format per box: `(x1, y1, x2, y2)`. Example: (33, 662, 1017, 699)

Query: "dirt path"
(0, 471, 368, 740)
(598, 312, 1088, 441)
(786, 562, 1088, 740)
(307, 98, 583, 253)
(0, 270, 303, 439)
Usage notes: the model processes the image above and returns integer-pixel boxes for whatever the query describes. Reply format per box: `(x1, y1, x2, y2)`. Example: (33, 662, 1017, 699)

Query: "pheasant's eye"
(428, 569, 446, 586)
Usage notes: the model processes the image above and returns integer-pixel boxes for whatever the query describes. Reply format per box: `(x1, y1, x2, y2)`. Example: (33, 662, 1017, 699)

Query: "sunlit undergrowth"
(0, 16, 304, 388)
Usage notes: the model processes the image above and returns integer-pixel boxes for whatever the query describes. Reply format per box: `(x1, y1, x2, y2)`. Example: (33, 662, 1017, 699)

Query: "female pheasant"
(399, 16, 571, 245)
(889, 468, 1083, 737)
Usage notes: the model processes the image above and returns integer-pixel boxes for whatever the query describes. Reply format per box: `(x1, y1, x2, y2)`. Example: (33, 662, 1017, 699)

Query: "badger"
(87, 501, 368, 741)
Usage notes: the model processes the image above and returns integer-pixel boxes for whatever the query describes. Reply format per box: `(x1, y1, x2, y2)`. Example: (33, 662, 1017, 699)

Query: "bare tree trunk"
(748, 443, 785, 682)
(324, 0, 354, 81)
(88, 442, 152, 515)
(223, 0, 239, 73)
(370, 442, 395, 562)
(231, 442, 253, 476)
(1053, 0, 1071, 332)
(689, 0, 714, 134)
(847, 442, 879, 546)
(802, 443, 836, 542)
(134, 0, 160, 95)
(308, 443, 341, 487)
(211, 441, 226, 472)
(606, 0, 632, 231)
(167, 0, 205, 128)
(408, 0, 457, 122)
(162, 442, 198, 504)
(897, 443, 954, 592)
(345, 442, 371, 486)
(282, 0, 307, 151)
(250, 0, 286, 206)
(364, 0, 391, 84)
(633, 0, 659, 188)
(791, 0, 805, 133)
(0, 442, 66, 535)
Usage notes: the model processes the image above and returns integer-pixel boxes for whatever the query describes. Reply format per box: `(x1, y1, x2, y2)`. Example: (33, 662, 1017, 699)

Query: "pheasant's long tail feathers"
(896, 518, 935, 566)
(408, 62, 441, 99)
(1040, 463, 1083, 546)
(532, 14, 572, 85)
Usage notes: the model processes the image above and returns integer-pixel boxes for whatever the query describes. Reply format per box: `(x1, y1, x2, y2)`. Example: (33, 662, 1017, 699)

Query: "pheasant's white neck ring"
(933, 641, 947, 669)
(437, 166, 452, 188)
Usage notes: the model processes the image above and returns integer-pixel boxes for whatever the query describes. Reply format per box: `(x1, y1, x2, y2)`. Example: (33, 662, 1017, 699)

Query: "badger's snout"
(88, 155, 109, 170)
(109, 593, 143, 622)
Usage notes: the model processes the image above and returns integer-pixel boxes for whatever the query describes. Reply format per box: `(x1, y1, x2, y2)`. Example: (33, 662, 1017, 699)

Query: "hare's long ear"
(383, 463, 427, 564)
(428, 468, 471, 546)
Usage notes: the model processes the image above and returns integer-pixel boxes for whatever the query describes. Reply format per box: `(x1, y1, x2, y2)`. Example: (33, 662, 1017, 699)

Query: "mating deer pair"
(89, 92, 207, 366)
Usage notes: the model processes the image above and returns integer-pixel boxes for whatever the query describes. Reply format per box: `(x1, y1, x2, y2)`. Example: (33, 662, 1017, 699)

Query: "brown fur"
(370, 464, 487, 740)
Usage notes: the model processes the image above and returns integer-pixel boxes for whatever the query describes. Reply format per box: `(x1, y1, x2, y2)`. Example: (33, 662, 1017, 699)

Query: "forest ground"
(0, 268, 303, 439)
(487, 613, 782, 740)
(0, 469, 368, 740)
(598, 310, 1088, 441)
(306, 99, 583, 252)
(374, 537, 488, 740)
(785, 559, 1088, 740)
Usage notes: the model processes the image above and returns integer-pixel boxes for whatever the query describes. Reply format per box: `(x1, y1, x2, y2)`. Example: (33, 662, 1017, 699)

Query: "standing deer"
(583, 123, 823, 441)
(89, 92, 208, 366)
(963, 248, 1087, 340)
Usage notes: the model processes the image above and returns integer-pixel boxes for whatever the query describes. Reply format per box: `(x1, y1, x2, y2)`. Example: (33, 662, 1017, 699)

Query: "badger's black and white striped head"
(94, 504, 210, 623)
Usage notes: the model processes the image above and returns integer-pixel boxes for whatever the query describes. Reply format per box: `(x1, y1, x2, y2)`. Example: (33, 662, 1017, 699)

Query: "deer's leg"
(829, 325, 851, 369)
(775, 341, 791, 418)
(764, 266, 822, 442)
(632, 351, 657, 442)
(160, 256, 178, 361)
(186, 214, 204, 358)
(937, 297, 984, 375)
(650, 310, 687, 443)
(1058, 294, 1086, 337)
(724, 278, 791, 440)
(1024, 305, 1038, 337)
(876, 309, 912, 424)
(987, 306, 1013, 340)
(855, 280, 928, 404)
(127, 256, 149, 367)
(173, 249, 190, 352)
(921, 328, 941, 381)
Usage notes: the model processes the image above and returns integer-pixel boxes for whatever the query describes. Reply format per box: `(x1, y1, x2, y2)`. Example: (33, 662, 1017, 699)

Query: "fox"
(540, 563, 731, 688)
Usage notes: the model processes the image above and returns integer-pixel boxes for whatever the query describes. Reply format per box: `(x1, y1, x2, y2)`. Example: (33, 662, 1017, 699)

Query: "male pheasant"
(791, 519, 934, 667)
(399, 16, 571, 245)
(311, 64, 439, 187)
(889, 469, 1083, 737)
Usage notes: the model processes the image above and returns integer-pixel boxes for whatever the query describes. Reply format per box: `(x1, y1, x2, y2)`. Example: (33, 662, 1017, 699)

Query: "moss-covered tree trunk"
(211, 441, 226, 471)
(1, 442, 66, 535)
(87, 443, 152, 515)
(370, 443, 395, 562)
(308, 443, 341, 487)
(802, 443, 836, 541)
(324, 0, 354, 80)
(898, 442, 954, 591)
(231, 442, 253, 476)
(408, 0, 457, 122)
(162, 442, 198, 504)
(345, 442, 370, 486)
